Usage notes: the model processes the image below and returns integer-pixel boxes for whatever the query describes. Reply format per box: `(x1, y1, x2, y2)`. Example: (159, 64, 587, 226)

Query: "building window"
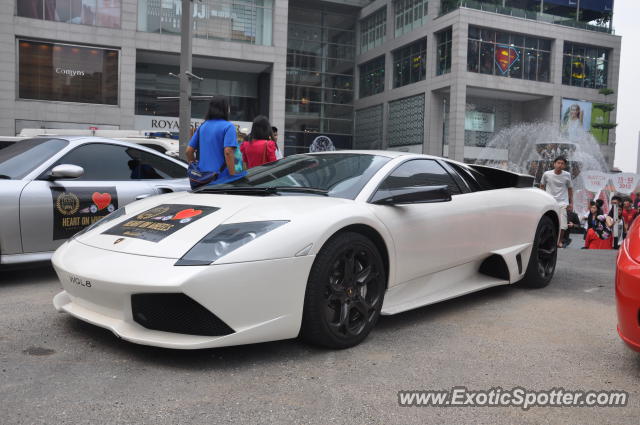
(285, 5, 357, 155)
(467, 26, 551, 82)
(436, 28, 452, 75)
(18, 40, 119, 105)
(395, 0, 428, 37)
(562, 43, 609, 89)
(388, 94, 425, 147)
(17, 0, 121, 29)
(393, 38, 427, 88)
(355, 105, 383, 149)
(360, 7, 386, 53)
(136, 51, 261, 122)
(137, 0, 273, 46)
(359, 56, 385, 98)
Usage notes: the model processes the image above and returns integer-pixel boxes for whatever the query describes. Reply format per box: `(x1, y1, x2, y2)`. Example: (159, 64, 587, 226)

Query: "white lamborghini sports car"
(53, 151, 560, 349)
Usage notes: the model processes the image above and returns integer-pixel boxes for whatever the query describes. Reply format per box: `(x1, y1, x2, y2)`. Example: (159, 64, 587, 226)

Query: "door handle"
(136, 194, 151, 200)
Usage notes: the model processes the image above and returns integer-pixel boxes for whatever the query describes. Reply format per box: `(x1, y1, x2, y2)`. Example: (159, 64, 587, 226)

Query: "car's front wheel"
(300, 232, 386, 349)
(519, 215, 558, 288)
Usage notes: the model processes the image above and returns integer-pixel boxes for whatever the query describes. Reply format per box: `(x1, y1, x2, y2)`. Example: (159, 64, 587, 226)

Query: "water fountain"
(472, 122, 610, 217)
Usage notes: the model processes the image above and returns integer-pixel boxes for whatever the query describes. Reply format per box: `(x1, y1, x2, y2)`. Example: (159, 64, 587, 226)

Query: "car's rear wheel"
(519, 215, 557, 288)
(300, 232, 386, 349)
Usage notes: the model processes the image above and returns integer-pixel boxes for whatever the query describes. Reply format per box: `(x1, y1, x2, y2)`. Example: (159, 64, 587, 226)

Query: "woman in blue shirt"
(185, 96, 245, 185)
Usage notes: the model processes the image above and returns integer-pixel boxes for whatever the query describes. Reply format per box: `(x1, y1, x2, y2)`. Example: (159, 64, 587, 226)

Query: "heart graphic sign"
(173, 209, 203, 220)
(495, 45, 520, 74)
(92, 192, 112, 211)
(50, 187, 118, 240)
(103, 204, 219, 242)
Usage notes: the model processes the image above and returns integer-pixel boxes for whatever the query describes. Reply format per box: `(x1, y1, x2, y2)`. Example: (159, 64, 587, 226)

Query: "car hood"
(74, 191, 353, 261)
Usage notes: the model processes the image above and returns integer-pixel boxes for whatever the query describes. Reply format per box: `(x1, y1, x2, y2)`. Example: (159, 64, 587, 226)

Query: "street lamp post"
(178, 0, 194, 159)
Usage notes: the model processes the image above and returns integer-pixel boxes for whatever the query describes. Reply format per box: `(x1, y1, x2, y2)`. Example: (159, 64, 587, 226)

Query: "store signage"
(464, 111, 495, 133)
(55, 68, 86, 77)
(134, 115, 251, 133)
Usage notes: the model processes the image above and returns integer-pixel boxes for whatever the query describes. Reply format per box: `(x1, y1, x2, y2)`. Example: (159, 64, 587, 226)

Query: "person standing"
(622, 198, 638, 238)
(563, 203, 583, 247)
(241, 116, 277, 169)
(540, 156, 573, 248)
(271, 126, 283, 159)
(185, 96, 245, 186)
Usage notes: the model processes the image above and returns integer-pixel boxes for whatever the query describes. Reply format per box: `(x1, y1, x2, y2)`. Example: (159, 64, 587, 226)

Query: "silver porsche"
(0, 136, 189, 265)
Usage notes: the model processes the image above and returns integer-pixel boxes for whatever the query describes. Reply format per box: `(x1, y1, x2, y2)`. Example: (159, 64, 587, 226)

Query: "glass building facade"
(394, 0, 429, 37)
(360, 7, 386, 53)
(562, 42, 609, 89)
(137, 0, 273, 45)
(285, 3, 358, 155)
(393, 38, 427, 88)
(436, 28, 452, 75)
(359, 56, 385, 98)
(467, 26, 551, 82)
(440, 0, 613, 33)
(17, 0, 121, 28)
(135, 52, 263, 122)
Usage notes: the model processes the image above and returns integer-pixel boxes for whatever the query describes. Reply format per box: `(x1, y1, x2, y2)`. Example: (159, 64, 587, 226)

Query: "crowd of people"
(185, 95, 281, 189)
(540, 155, 637, 250)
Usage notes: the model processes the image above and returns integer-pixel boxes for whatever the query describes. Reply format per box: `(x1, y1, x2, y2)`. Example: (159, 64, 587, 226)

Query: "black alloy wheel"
(301, 232, 386, 348)
(519, 215, 558, 288)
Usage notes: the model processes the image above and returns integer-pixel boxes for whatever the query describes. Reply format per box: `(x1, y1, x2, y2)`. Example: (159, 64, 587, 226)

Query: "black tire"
(300, 232, 386, 349)
(518, 215, 558, 288)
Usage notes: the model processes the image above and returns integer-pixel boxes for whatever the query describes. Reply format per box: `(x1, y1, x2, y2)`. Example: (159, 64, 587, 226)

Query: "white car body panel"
(51, 151, 560, 349)
(0, 136, 189, 264)
(53, 242, 313, 349)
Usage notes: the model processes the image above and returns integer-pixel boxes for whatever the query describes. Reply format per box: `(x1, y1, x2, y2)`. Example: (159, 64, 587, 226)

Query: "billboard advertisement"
(561, 98, 609, 144)
(561, 98, 593, 142)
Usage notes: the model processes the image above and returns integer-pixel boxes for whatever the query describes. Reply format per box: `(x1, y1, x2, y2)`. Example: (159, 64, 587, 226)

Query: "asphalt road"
(1, 246, 639, 425)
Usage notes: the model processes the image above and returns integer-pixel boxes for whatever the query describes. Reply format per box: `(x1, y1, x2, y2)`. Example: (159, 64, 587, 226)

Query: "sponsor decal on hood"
(101, 204, 219, 242)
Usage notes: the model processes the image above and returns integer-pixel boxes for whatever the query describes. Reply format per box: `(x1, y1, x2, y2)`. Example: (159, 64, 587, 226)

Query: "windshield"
(0, 138, 69, 180)
(213, 153, 391, 200)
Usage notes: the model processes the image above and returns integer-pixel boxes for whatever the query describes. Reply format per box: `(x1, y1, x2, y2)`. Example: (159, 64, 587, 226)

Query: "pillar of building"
(447, 20, 469, 162)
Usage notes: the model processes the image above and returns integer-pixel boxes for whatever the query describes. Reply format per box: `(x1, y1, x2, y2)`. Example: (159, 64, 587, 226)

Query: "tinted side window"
(379, 159, 462, 195)
(126, 148, 185, 179)
(54, 144, 133, 180)
(53, 143, 182, 181)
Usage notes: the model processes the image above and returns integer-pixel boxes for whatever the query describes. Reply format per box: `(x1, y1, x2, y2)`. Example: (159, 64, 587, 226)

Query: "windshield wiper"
(197, 186, 328, 196)
(269, 186, 328, 196)
(0, 174, 11, 180)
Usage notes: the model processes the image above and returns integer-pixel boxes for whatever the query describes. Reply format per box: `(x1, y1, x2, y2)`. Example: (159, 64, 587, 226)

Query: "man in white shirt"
(540, 156, 573, 248)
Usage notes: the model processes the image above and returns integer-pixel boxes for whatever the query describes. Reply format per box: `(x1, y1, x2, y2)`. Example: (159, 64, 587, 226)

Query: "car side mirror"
(48, 164, 84, 180)
(371, 185, 452, 205)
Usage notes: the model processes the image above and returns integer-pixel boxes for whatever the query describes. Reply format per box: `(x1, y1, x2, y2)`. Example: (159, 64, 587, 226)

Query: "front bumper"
(615, 241, 640, 352)
(52, 241, 314, 349)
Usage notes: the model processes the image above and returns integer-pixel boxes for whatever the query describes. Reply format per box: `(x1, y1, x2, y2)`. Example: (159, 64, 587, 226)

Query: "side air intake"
(479, 255, 510, 281)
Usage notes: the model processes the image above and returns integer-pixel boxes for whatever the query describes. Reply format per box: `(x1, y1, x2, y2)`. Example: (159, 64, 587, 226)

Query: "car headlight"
(175, 220, 289, 266)
(70, 207, 127, 240)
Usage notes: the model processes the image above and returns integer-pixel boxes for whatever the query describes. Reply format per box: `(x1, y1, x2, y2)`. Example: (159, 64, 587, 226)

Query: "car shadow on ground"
(0, 263, 57, 285)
